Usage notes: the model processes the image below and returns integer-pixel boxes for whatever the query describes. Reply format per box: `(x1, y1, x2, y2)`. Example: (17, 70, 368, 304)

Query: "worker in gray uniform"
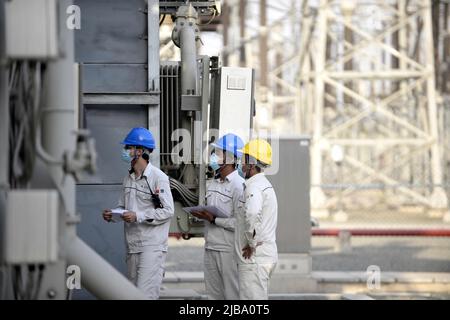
(102, 127, 174, 299)
(191, 133, 245, 300)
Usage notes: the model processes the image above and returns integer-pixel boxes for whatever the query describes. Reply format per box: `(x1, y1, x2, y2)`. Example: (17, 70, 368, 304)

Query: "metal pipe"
(259, 0, 268, 89)
(0, 0, 8, 189)
(41, 0, 77, 216)
(326, 70, 425, 79)
(198, 56, 210, 206)
(312, 228, 450, 237)
(423, 0, 448, 211)
(172, 3, 199, 96)
(0, 0, 11, 299)
(147, 0, 161, 168)
(40, 0, 146, 300)
(310, 0, 328, 216)
(180, 25, 198, 95)
(66, 237, 147, 300)
(222, 3, 230, 66)
(174, 228, 450, 238)
(239, 0, 247, 66)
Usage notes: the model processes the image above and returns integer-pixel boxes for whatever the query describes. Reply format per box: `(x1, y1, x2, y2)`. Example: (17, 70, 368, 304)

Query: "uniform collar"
(215, 168, 238, 183)
(222, 169, 239, 183)
(142, 162, 153, 180)
(131, 162, 153, 180)
(244, 172, 265, 187)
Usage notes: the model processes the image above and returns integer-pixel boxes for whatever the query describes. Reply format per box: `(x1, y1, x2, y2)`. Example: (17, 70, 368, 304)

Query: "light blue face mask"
(209, 153, 221, 171)
(121, 149, 132, 163)
(237, 163, 245, 178)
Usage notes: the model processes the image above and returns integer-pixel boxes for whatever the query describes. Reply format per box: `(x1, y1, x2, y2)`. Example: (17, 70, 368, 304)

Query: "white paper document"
(111, 208, 126, 220)
(182, 205, 230, 219)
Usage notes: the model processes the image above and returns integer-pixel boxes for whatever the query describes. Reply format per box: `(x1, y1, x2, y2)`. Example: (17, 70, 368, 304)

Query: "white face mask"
(237, 163, 245, 178)
(121, 149, 132, 163)
(209, 153, 222, 171)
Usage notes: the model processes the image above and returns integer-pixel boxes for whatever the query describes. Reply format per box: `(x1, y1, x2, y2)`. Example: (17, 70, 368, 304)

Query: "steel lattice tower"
(221, 0, 450, 221)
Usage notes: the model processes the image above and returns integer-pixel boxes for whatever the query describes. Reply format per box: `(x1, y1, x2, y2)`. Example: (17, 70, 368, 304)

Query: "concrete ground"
(164, 206, 450, 299)
(163, 235, 450, 299)
(165, 236, 450, 273)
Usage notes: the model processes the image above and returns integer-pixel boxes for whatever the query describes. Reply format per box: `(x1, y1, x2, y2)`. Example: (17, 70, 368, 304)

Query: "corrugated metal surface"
(73, 185, 127, 300)
(81, 105, 148, 184)
(74, 0, 147, 64)
(81, 64, 148, 93)
(73, 0, 151, 300)
(160, 62, 181, 167)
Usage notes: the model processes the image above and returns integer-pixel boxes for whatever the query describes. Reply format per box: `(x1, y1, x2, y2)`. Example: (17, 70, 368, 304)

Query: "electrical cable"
(8, 61, 43, 187)
(13, 265, 26, 300)
(178, 163, 187, 181)
(176, 179, 198, 201)
(198, 10, 216, 26)
(25, 264, 36, 300)
(170, 180, 194, 206)
(0, 267, 5, 300)
(32, 264, 45, 300)
(12, 266, 19, 300)
(9, 61, 69, 212)
(169, 177, 198, 206)
(159, 14, 166, 26)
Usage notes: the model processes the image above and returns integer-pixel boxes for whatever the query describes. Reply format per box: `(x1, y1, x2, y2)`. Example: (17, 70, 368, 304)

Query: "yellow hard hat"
(241, 139, 272, 166)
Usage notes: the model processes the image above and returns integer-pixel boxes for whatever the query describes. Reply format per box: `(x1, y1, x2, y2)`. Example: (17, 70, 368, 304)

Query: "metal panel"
(4, 190, 58, 264)
(80, 105, 148, 184)
(83, 93, 159, 105)
(198, 56, 211, 207)
(147, 0, 160, 92)
(5, 0, 58, 59)
(159, 0, 219, 15)
(147, 0, 161, 168)
(74, 0, 147, 63)
(217, 67, 254, 141)
(267, 137, 311, 254)
(82, 64, 148, 93)
(73, 185, 127, 299)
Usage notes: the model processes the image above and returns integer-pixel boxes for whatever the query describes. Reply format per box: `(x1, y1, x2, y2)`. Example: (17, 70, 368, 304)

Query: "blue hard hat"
(121, 127, 156, 150)
(211, 133, 244, 158)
